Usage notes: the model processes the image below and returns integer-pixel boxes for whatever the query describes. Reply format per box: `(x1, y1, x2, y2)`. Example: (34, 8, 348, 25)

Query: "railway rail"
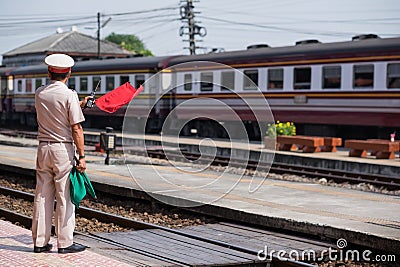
(135, 149, 400, 191)
(0, 185, 317, 267)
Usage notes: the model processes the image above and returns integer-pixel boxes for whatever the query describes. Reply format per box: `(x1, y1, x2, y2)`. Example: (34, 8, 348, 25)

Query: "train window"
(268, 69, 283, 89)
(106, 76, 114, 91)
(184, 74, 192, 91)
(322, 66, 341, 89)
(161, 72, 172, 90)
(92, 76, 101, 91)
(26, 79, 32, 93)
(80, 77, 88, 92)
(135, 75, 145, 89)
(221, 71, 235, 91)
(17, 80, 22, 92)
(243, 69, 258, 90)
(120, 75, 129, 85)
(294, 67, 311, 89)
(68, 77, 76, 90)
(387, 63, 400, 89)
(35, 79, 43, 89)
(200, 72, 213, 91)
(353, 64, 373, 88)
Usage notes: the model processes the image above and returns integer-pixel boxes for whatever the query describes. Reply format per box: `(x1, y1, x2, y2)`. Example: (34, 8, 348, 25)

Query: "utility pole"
(187, 0, 195, 55)
(179, 0, 206, 55)
(97, 12, 100, 59)
(96, 12, 112, 59)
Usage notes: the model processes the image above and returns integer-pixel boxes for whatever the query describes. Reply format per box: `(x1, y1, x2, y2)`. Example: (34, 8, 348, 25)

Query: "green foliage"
(105, 32, 153, 56)
(266, 121, 296, 138)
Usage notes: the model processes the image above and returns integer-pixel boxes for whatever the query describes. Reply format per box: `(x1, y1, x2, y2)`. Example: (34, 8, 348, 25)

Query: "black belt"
(39, 141, 73, 144)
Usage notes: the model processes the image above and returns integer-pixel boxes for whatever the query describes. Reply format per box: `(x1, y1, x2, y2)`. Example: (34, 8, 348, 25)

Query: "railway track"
(0, 185, 317, 267)
(139, 150, 400, 191)
(1, 129, 399, 191)
(0, 129, 38, 140)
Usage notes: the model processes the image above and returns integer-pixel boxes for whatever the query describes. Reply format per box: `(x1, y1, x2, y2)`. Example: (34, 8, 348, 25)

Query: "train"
(1, 34, 400, 141)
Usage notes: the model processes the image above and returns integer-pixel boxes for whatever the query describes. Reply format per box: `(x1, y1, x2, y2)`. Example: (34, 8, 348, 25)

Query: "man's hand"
(80, 96, 93, 108)
(76, 157, 86, 173)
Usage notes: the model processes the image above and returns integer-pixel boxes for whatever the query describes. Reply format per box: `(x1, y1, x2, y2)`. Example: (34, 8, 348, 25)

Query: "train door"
(161, 70, 179, 134)
(0, 74, 13, 113)
(7, 75, 14, 113)
(0, 76, 6, 112)
(0, 71, 13, 125)
(160, 69, 176, 115)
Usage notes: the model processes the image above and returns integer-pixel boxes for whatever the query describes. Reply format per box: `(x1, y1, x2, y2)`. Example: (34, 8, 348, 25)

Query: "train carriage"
(9, 55, 178, 129)
(164, 35, 400, 139)
(2, 35, 400, 140)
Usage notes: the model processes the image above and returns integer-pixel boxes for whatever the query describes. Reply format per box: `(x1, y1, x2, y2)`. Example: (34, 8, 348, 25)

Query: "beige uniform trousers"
(32, 142, 75, 248)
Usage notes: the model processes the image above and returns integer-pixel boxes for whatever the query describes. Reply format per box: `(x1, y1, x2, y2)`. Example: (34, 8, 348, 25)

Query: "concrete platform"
(0, 133, 399, 255)
(83, 130, 400, 178)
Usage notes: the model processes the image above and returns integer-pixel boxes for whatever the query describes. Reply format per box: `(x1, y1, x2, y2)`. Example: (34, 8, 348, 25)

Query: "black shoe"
(58, 243, 86, 254)
(34, 243, 53, 253)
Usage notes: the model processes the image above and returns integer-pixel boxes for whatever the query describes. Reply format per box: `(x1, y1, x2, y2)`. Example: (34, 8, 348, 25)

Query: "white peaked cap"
(45, 54, 74, 72)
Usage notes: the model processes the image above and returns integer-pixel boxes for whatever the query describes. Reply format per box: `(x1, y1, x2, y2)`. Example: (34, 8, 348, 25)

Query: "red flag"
(95, 82, 143, 113)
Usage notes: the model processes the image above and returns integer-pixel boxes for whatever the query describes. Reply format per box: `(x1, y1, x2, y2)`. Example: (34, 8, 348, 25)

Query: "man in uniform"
(32, 53, 87, 254)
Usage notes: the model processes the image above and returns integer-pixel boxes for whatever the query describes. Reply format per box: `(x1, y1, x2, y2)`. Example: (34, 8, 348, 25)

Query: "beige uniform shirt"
(35, 81, 85, 142)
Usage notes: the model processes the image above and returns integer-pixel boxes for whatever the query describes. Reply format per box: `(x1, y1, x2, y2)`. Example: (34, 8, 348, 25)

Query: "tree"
(105, 33, 153, 56)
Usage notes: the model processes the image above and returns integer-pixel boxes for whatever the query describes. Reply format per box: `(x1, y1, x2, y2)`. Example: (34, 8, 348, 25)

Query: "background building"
(2, 27, 133, 67)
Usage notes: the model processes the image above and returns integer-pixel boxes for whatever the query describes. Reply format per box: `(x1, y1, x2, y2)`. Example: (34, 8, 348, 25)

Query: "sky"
(0, 0, 399, 63)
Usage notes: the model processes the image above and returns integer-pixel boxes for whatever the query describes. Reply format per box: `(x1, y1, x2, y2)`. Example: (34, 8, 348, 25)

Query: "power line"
(0, 5, 178, 28)
(104, 6, 179, 17)
(0, 17, 94, 27)
(198, 15, 368, 37)
(109, 13, 178, 23)
(0, 7, 180, 44)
